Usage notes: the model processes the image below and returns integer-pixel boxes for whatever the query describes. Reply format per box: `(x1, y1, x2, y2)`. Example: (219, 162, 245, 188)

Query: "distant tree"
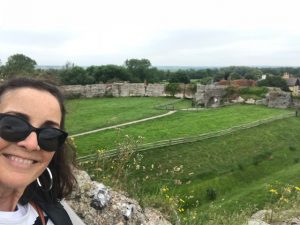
(214, 66, 263, 81)
(169, 70, 190, 83)
(2, 53, 37, 78)
(229, 72, 241, 80)
(146, 67, 166, 83)
(244, 68, 262, 80)
(257, 75, 289, 91)
(59, 64, 94, 85)
(214, 69, 227, 82)
(124, 58, 152, 82)
(199, 77, 213, 85)
(87, 65, 132, 83)
(34, 68, 61, 84)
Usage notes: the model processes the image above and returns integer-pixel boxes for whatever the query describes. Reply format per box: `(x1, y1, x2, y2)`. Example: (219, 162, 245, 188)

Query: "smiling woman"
(0, 78, 76, 225)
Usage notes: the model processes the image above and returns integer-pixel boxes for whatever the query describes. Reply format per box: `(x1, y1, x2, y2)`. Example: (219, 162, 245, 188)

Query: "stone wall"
(145, 83, 166, 97)
(61, 83, 293, 109)
(61, 83, 166, 98)
(194, 84, 227, 107)
(266, 90, 292, 108)
(62, 84, 108, 98)
(66, 169, 172, 225)
(61, 83, 195, 99)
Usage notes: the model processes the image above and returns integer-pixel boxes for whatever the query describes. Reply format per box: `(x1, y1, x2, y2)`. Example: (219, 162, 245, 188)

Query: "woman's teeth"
(7, 155, 34, 165)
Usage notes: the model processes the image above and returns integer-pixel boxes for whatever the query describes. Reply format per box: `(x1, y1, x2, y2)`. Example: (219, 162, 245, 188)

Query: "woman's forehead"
(0, 88, 62, 126)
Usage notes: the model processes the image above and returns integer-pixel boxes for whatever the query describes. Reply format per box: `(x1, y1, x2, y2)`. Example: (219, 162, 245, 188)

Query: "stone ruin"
(248, 209, 300, 225)
(193, 84, 227, 107)
(61, 83, 168, 98)
(61, 83, 295, 109)
(194, 85, 294, 109)
(66, 169, 172, 225)
(61, 83, 194, 99)
(266, 89, 292, 108)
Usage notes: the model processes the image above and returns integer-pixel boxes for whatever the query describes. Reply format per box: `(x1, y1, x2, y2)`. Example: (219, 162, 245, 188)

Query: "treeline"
(1, 54, 300, 86)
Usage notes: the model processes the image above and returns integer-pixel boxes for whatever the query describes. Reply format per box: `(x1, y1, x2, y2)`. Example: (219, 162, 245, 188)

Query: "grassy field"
(65, 97, 191, 134)
(83, 116, 300, 224)
(73, 104, 292, 155)
(68, 97, 300, 224)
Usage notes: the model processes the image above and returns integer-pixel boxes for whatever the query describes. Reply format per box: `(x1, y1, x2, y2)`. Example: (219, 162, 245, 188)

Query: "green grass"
(66, 97, 191, 134)
(69, 97, 299, 224)
(74, 105, 292, 155)
(83, 116, 300, 224)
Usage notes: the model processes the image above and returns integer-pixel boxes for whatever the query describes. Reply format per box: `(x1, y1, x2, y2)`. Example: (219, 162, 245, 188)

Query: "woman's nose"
(16, 132, 40, 151)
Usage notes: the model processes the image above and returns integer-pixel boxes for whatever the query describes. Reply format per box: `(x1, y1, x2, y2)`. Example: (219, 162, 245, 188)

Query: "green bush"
(187, 83, 197, 94)
(165, 83, 181, 97)
(239, 87, 268, 97)
(225, 85, 240, 100)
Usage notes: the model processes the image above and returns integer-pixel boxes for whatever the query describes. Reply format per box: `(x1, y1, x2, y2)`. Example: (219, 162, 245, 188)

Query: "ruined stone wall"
(266, 90, 292, 108)
(145, 83, 166, 97)
(61, 83, 197, 99)
(194, 84, 227, 107)
(61, 83, 165, 98)
(62, 84, 108, 98)
(61, 83, 293, 109)
(111, 83, 146, 97)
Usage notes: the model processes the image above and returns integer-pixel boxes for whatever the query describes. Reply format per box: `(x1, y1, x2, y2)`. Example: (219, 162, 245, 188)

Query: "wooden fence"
(154, 98, 184, 110)
(77, 112, 294, 163)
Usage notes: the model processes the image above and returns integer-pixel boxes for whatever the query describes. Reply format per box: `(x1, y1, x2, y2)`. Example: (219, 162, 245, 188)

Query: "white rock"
(245, 98, 256, 104)
(248, 219, 270, 225)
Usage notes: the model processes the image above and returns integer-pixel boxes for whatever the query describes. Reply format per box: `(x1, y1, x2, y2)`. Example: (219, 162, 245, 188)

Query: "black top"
(21, 188, 73, 225)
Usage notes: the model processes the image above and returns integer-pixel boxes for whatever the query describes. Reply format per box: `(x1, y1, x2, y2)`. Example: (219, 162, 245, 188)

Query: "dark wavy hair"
(0, 77, 76, 203)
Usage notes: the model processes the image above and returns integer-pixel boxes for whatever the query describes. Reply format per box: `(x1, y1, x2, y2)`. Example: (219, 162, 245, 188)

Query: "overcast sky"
(1, 0, 300, 67)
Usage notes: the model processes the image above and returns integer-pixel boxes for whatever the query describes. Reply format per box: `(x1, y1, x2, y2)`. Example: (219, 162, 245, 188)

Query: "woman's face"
(0, 87, 62, 190)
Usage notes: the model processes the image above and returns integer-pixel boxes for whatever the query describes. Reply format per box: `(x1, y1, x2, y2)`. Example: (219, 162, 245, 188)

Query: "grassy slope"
(74, 105, 292, 155)
(69, 98, 299, 224)
(66, 97, 191, 134)
(84, 116, 300, 224)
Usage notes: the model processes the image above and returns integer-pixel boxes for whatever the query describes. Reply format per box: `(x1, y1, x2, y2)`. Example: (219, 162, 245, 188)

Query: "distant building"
(261, 74, 267, 80)
(282, 72, 291, 80)
(218, 79, 256, 87)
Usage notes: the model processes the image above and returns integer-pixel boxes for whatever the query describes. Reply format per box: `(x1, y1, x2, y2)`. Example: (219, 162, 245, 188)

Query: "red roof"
(218, 79, 256, 87)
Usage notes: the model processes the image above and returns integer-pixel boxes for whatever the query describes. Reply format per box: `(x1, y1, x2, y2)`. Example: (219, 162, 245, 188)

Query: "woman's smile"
(1, 153, 38, 169)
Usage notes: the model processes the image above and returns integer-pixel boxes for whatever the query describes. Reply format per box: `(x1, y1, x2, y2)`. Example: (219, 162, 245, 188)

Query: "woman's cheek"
(41, 151, 56, 165)
(0, 139, 10, 151)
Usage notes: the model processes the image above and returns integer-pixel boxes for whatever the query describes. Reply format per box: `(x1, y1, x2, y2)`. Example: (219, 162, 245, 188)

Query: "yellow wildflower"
(269, 189, 278, 194)
(178, 208, 185, 213)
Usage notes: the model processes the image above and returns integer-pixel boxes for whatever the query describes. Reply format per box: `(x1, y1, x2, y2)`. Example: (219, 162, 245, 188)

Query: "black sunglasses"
(0, 113, 68, 152)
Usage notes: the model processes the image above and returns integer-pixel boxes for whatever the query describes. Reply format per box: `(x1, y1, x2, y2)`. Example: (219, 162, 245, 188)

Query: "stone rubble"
(66, 169, 172, 225)
(248, 210, 300, 225)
